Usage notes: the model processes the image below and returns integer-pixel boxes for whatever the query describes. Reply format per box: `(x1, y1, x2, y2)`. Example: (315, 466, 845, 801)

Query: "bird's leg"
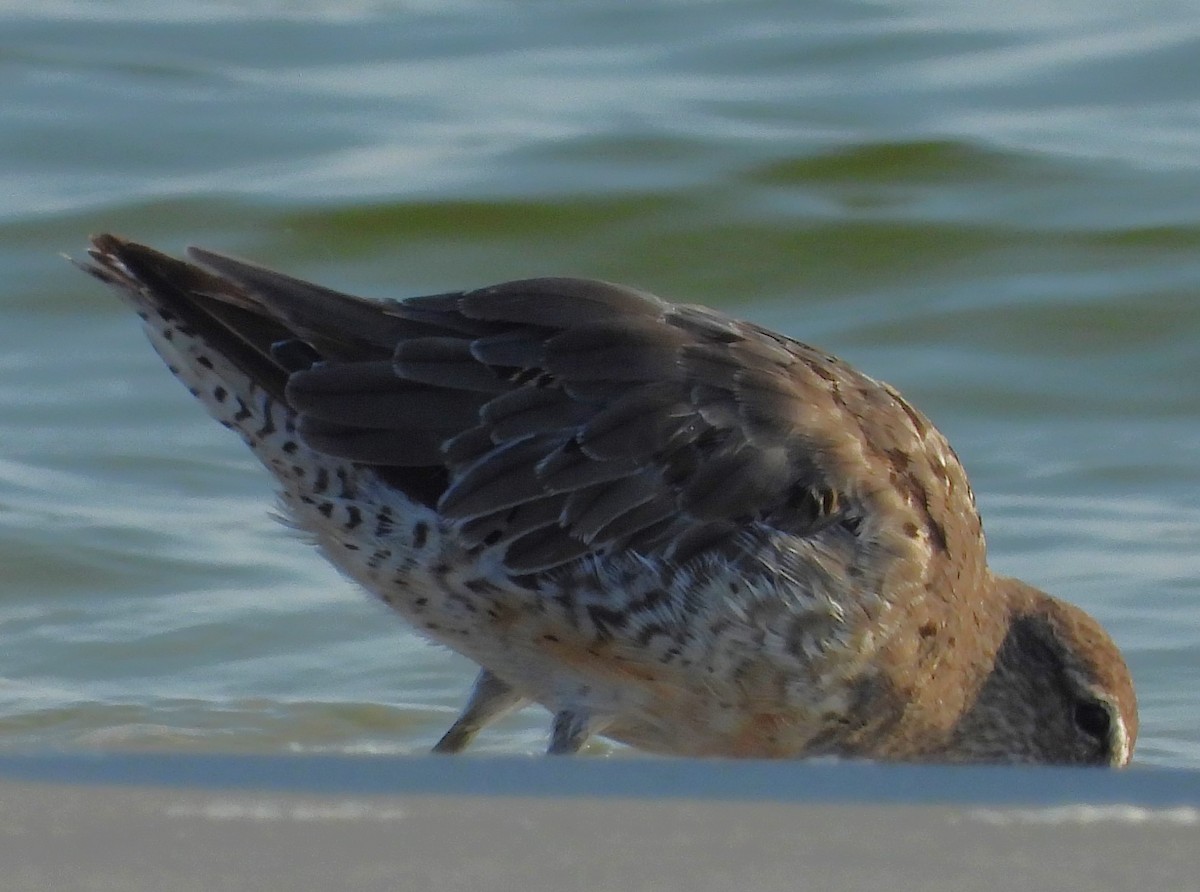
(547, 709, 610, 755)
(432, 669, 527, 754)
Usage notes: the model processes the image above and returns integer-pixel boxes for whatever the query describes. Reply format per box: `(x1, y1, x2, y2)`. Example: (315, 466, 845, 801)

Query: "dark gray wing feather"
(170, 253, 858, 573)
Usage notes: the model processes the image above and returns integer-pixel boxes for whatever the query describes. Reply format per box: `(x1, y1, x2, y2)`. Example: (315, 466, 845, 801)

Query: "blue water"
(1, 0, 1198, 768)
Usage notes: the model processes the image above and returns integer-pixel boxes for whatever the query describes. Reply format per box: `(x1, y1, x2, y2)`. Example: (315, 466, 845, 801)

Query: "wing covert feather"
(170, 256, 873, 572)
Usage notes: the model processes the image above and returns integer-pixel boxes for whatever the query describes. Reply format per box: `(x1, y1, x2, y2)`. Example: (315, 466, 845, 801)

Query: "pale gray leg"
(432, 669, 527, 754)
(547, 709, 609, 755)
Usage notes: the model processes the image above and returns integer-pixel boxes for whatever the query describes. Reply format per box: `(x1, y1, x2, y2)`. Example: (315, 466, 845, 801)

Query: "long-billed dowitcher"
(80, 234, 1137, 764)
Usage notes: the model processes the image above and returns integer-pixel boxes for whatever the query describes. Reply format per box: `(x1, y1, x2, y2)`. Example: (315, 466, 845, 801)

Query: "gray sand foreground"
(0, 755, 1197, 891)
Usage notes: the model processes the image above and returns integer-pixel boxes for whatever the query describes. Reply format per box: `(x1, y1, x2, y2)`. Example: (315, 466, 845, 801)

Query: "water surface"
(1, 0, 1198, 767)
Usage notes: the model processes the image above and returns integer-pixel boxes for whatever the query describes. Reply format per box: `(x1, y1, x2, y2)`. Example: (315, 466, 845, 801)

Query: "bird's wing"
(193, 252, 968, 578)
(98, 238, 973, 580)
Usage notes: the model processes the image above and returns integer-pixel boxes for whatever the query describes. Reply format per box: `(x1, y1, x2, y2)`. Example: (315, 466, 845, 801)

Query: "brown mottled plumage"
(79, 234, 1138, 765)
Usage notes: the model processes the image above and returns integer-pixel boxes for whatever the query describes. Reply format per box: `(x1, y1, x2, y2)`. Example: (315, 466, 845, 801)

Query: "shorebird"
(80, 234, 1137, 765)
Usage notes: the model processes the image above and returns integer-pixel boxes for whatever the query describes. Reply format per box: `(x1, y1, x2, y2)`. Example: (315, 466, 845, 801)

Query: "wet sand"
(1, 754, 1197, 891)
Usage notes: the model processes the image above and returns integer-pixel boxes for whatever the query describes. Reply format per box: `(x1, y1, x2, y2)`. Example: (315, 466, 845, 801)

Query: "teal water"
(1, 1, 1198, 767)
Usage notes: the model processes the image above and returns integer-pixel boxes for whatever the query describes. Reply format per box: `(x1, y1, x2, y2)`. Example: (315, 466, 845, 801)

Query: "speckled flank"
(133, 282, 459, 640)
(81, 235, 1137, 765)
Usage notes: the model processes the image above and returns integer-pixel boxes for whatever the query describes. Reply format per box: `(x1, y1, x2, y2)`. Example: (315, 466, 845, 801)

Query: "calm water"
(1, 0, 1198, 768)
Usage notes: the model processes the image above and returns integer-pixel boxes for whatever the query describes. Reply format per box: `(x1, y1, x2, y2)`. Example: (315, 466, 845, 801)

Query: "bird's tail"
(79, 234, 317, 481)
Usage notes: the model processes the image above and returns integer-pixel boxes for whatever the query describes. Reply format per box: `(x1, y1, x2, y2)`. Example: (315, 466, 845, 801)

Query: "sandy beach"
(1, 754, 1196, 892)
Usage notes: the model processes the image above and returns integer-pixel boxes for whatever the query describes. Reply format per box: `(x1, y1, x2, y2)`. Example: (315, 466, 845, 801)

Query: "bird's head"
(944, 579, 1137, 766)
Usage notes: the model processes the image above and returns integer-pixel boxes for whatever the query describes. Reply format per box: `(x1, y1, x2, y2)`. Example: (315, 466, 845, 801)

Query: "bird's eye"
(1073, 700, 1112, 740)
